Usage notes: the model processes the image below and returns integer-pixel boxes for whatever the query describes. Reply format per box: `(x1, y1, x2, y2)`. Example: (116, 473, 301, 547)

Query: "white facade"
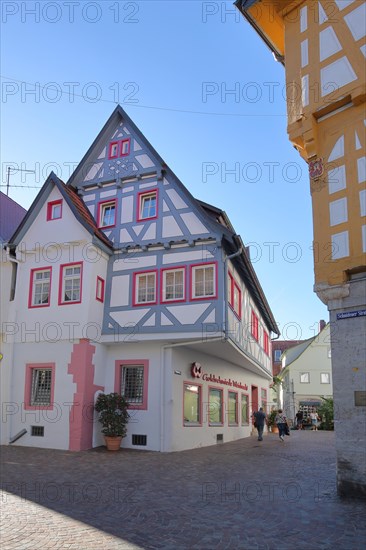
(279, 324, 333, 423)
(1, 106, 278, 452)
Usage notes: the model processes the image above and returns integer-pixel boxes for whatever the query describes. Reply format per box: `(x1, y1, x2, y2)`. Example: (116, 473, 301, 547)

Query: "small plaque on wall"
(354, 391, 366, 407)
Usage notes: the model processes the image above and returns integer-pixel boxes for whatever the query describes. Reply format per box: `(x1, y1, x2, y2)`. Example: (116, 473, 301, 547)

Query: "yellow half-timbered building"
(236, 0, 366, 497)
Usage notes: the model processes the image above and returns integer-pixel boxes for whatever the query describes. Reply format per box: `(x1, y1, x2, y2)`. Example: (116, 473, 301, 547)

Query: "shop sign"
(190, 363, 248, 389)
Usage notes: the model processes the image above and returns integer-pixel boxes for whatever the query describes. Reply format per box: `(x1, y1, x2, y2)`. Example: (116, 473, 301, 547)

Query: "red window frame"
(133, 270, 158, 306)
(58, 262, 83, 305)
(208, 386, 223, 426)
(261, 388, 268, 412)
(263, 331, 270, 355)
(97, 199, 117, 229)
(114, 359, 149, 410)
(46, 199, 62, 221)
(183, 382, 203, 426)
(120, 139, 130, 156)
(24, 362, 56, 411)
(28, 267, 52, 309)
(228, 390, 239, 426)
(190, 262, 218, 301)
(108, 141, 119, 159)
(137, 189, 158, 222)
(251, 310, 259, 341)
(96, 276, 105, 303)
(241, 393, 249, 425)
(161, 266, 186, 304)
(228, 271, 241, 318)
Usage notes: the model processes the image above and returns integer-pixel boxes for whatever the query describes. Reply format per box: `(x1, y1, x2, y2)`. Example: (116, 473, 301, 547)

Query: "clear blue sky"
(1, 1, 328, 339)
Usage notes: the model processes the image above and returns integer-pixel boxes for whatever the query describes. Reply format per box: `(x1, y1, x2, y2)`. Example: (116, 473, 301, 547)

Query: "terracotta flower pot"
(104, 436, 122, 451)
(271, 425, 279, 434)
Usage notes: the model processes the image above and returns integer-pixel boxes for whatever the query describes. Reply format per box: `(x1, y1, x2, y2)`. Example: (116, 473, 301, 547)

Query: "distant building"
(0, 192, 27, 243)
(278, 324, 332, 424)
(0, 193, 27, 444)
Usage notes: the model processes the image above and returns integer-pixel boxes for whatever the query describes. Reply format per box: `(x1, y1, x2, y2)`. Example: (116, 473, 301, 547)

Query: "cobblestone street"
(1, 431, 365, 549)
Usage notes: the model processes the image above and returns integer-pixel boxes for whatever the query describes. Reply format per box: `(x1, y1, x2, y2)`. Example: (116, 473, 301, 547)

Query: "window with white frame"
(121, 365, 145, 405)
(109, 141, 119, 158)
(47, 200, 62, 221)
(191, 264, 216, 299)
(29, 268, 51, 307)
(31, 368, 52, 406)
(274, 349, 282, 362)
(121, 139, 130, 156)
(138, 191, 157, 220)
(162, 268, 185, 302)
(320, 373, 330, 384)
(134, 271, 157, 305)
(60, 263, 82, 304)
(184, 383, 201, 424)
(300, 372, 310, 383)
(98, 200, 116, 228)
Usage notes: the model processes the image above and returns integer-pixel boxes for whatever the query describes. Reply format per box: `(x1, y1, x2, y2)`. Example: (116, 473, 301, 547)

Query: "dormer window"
(98, 199, 117, 228)
(47, 200, 62, 221)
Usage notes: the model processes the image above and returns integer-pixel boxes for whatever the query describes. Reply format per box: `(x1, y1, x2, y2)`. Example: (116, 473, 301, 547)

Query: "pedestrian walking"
(253, 407, 266, 441)
(275, 409, 288, 441)
(295, 410, 303, 430)
(310, 409, 319, 431)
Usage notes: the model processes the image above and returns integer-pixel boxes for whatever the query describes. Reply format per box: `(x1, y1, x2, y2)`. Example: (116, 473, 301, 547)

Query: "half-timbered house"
(2, 106, 279, 451)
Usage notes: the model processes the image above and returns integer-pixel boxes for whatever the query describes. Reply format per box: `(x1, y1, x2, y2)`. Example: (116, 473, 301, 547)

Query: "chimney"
(319, 319, 326, 332)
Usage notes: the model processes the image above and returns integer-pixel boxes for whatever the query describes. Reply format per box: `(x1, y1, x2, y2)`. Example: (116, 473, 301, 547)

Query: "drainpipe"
(224, 245, 242, 341)
(4, 252, 20, 445)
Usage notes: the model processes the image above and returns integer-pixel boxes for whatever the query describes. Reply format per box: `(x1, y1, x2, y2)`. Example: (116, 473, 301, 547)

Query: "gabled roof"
(0, 192, 27, 243)
(67, 105, 279, 335)
(280, 323, 330, 371)
(8, 173, 113, 253)
(68, 105, 169, 187)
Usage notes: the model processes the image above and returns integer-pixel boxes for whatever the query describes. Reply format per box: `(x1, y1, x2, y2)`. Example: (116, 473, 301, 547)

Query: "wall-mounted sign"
(191, 363, 248, 390)
(337, 310, 366, 320)
(191, 362, 202, 378)
(202, 373, 248, 390)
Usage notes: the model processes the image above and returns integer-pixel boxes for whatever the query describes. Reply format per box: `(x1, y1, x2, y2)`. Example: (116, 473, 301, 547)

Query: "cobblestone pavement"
(1, 431, 365, 549)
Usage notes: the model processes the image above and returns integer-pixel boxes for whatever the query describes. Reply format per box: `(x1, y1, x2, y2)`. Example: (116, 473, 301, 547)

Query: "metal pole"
(6, 167, 10, 196)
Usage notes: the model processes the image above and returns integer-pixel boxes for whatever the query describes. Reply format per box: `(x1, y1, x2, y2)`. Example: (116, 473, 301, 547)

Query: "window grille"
(121, 366, 144, 404)
(132, 434, 147, 446)
(31, 369, 52, 406)
(31, 426, 44, 437)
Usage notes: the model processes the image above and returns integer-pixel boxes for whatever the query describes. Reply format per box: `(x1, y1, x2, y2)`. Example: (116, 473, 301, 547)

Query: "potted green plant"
(267, 409, 279, 433)
(94, 392, 130, 451)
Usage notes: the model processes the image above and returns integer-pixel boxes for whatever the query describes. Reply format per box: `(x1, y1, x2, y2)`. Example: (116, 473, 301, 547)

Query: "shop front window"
(184, 383, 201, 425)
(209, 387, 223, 425)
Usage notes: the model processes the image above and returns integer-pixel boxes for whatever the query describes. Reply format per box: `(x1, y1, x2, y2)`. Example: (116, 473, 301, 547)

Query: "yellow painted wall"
(244, 0, 366, 287)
